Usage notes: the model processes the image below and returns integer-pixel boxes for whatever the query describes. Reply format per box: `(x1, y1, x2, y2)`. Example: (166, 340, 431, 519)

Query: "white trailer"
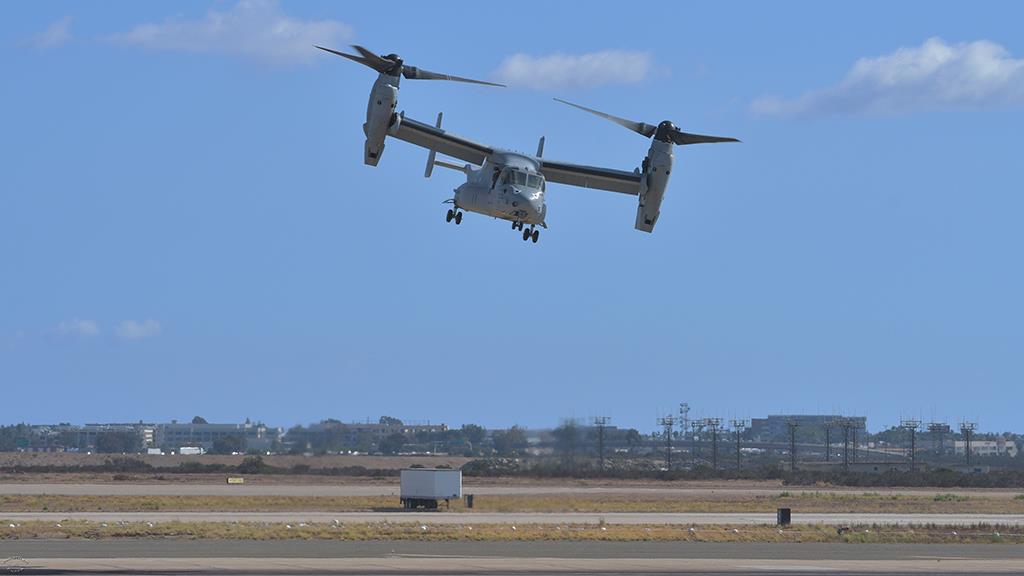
(400, 468, 461, 509)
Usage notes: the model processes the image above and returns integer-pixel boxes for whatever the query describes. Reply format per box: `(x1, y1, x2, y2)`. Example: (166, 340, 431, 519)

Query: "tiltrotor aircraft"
(317, 45, 738, 242)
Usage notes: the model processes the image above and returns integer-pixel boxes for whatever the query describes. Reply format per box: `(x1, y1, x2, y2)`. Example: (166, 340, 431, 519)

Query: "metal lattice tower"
(840, 418, 855, 471)
(824, 418, 841, 463)
(679, 403, 690, 432)
(960, 421, 977, 467)
(690, 420, 702, 467)
(593, 416, 610, 470)
(900, 419, 921, 472)
(786, 419, 800, 472)
(928, 422, 950, 453)
(730, 419, 748, 468)
(657, 415, 676, 469)
(701, 418, 722, 470)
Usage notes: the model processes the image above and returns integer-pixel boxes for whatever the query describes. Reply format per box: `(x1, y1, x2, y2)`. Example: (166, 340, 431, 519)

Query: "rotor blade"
(402, 66, 505, 87)
(350, 44, 392, 71)
(314, 45, 389, 73)
(670, 130, 741, 145)
(553, 98, 657, 138)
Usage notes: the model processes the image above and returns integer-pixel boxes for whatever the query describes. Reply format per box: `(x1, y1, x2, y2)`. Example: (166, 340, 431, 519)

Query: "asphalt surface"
(4, 539, 1024, 559)
(1, 540, 1023, 574)
(5, 510, 1024, 526)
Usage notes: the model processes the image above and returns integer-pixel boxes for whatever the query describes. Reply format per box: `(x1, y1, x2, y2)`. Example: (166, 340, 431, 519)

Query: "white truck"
(400, 468, 461, 509)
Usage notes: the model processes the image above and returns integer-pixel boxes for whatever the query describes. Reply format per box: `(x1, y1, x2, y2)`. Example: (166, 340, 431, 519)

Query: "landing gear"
(446, 209, 463, 225)
(455, 211, 462, 225)
(446, 209, 454, 223)
(512, 221, 524, 231)
(521, 227, 540, 243)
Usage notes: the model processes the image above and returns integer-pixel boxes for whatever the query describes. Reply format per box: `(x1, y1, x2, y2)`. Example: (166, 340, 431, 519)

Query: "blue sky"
(2, 1, 1022, 433)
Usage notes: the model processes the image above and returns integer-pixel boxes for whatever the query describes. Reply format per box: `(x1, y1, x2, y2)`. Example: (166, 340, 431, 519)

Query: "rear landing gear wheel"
(522, 229, 530, 241)
(531, 229, 539, 243)
(446, 209, 454, 223)
(454, 211, 463, 225)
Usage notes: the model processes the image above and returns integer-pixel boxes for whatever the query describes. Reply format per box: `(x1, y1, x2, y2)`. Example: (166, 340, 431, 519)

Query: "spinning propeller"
(316, 45, 505, 87)
(553, 98, 739, 145)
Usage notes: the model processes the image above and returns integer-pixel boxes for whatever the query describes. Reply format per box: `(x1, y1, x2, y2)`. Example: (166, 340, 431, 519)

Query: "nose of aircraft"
(514, 188, 544, 221)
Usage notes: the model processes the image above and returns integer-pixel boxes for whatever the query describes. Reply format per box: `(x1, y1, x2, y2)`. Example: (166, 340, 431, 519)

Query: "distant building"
(749, 415, 867, 443)
(75, 423, 155, 451)
(285, 419, 447, 453)
(954, 438, 1017, 458)
(155, 419, 281, 452)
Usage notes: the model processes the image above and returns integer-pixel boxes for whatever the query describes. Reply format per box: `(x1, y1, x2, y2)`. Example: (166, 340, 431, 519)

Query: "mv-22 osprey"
(317, 45, 738, 243)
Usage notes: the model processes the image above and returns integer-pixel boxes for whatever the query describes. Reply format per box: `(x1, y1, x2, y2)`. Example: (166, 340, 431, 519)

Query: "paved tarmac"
(1, 540, 1023, 573)
(4, 510, 1024, 526)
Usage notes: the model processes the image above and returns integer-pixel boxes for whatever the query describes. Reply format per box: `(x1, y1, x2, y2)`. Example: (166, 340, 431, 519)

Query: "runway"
(1, 540, 1022, 573)
(4, 510, 1024, 525)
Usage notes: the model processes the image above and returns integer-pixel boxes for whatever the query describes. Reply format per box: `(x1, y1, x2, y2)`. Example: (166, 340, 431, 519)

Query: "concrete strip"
(5, 539, 1024, 560)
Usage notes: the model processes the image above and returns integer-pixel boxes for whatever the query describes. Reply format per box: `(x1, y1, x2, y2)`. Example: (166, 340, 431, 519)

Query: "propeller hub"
(383, 54, 403, 76)
(654, 120, 678, 143)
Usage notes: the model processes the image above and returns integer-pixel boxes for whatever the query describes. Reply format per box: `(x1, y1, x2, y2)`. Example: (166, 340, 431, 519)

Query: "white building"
(954, 438, 1017, 458)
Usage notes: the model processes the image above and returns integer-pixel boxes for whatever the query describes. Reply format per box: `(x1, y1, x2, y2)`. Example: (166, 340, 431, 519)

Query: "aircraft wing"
(539, 160, 642, 195)
(391, 113, 493, 166)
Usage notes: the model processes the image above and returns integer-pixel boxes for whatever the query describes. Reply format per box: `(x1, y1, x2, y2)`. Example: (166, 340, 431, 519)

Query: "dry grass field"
(0, 519, 1019, 544)
(0, 452, 470, 472)
(2, 491, 1024, 514)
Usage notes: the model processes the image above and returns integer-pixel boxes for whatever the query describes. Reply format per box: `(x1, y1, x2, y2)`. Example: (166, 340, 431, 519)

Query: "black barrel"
(465, 494, 474, 509)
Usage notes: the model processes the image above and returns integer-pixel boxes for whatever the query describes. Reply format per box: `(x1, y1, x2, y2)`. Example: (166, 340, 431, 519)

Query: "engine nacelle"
(363, 74, 400, 166)
(635, 140, 674, 233)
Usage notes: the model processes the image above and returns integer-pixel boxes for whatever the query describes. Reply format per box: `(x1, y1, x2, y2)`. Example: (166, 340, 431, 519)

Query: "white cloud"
(109, 0, 353, 65)
(115, 319, 162, 341)
(493, 50, 652, 90)
(32, 16, 72, 50)
(54, 319, 100, 338)
(753, 38, 1024, 117)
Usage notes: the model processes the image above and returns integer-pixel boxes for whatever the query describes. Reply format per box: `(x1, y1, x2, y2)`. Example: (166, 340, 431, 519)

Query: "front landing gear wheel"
(531, 229, 539, 243)
(454, 211, 463, 225)
(446, 209, 454, 223)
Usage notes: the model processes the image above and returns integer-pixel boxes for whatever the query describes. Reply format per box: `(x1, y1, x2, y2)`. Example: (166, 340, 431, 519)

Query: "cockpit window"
(503, 169, 545, 190)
